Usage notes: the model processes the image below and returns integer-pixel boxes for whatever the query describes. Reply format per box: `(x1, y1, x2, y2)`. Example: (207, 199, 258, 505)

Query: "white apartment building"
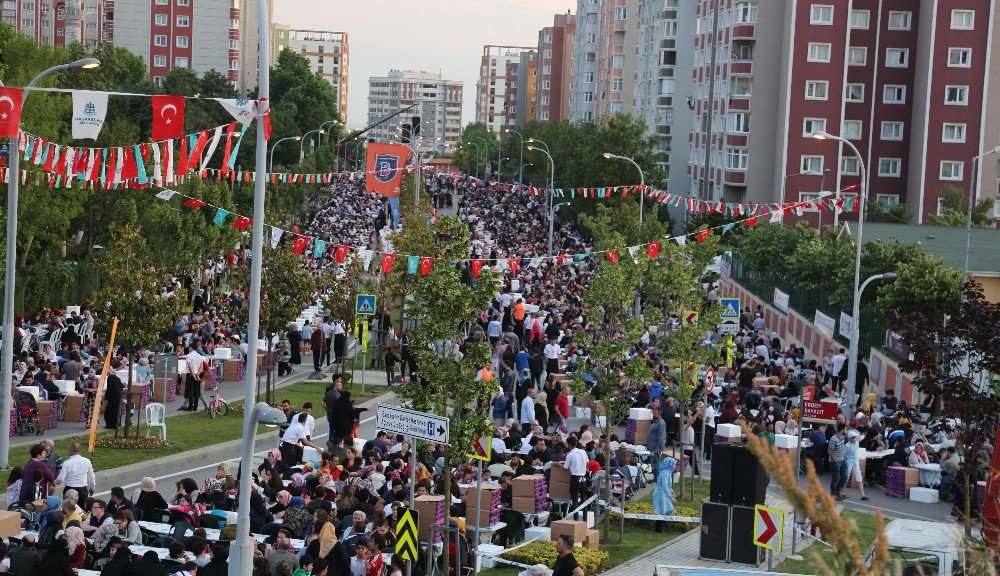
(368, 70, 463, 155)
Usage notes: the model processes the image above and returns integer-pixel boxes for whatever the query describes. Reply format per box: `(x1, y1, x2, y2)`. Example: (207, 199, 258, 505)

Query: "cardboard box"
(512, 496, 537, 514)
(889, 466, 920, 486)
(549, 520, 587, 542)
(909, 487, 939, 503)
(414, 495, 446, 537)
(468, 511, 499, 528)
(223, 360, 242, 381)
(633, 430, 648, 445)
(584, 529, 600, 549)
(0, 511, 19, 538)
(774, 434, 799, 449)
(463, 484, 501, 507)
(152, 379, 175, 403)
(63, 394, 84, 423)
(36, 400, 55, 428)
(512, 474, 546, 498)
(634, 420, 651, 434)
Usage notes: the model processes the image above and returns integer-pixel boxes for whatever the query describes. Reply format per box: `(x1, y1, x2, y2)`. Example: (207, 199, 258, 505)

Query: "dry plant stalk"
(741, 429, 891, 576)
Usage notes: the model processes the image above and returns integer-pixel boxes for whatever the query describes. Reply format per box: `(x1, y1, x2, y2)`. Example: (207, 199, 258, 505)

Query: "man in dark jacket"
(126, 551, 169, 576)
(9, 534, 42, 576)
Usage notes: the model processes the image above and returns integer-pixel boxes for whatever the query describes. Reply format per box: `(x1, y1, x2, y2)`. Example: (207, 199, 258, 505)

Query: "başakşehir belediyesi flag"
(365, 143, 409, 197)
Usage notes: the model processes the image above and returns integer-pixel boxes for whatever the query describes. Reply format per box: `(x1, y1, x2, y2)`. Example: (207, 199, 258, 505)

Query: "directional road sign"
(753, 504, 784, 551)
(395, 508, 419, 560)
(356, 294, 377, 315)
(719, 298, 740, 334)
(683, 310, 699, 326)
(377, 404, 450, 444)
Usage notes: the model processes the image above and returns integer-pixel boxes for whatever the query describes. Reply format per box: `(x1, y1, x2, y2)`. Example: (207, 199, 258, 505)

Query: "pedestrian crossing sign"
(720, 298, 740, 319)
(356, 294, 377, 315)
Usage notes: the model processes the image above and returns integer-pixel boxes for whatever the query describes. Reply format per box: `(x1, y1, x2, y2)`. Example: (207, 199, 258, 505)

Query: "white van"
(864, 519, 965, 575)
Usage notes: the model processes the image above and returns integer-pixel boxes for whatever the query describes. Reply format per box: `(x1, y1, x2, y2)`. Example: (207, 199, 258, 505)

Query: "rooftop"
(845, 222, 1000, 277)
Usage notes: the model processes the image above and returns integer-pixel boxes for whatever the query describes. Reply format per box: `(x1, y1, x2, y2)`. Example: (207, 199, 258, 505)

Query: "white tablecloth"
(914, 463, 942, 487)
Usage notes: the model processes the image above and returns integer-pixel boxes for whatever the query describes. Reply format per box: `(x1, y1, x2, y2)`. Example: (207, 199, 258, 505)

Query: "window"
(154, 0, 167, 4)
(951, 9, 974, 30)
(736, 3, 757, 23)
(584, 72, 594, 83)
(154, 35, 167, 46)
(728, 112, 750, 133)
(888, 11, 911, 30)
(878, 158, 901, 177)
(20, 1, 31, 9)
(176, 15, 189, 27)
(612, 54, 625, 68)
(808, 43, 832, 63)
(805, 80, 829, 100)
(876, 194, 900, 206)
(848, 47, 867, 66)
(880, 121, 903, 141)
(540, 96, 550, 105)
(942, 123, 966, 143)
(948, 48, 972, 67)
(542, 81, 551, 89)
(799, 192, 824, 210)
(850, 9, 870, 29)
(85, 6, 98, 14)
(544, 34, 552, 44)
(176, 57, 188, 67)
(801, 155, 824, 173)
(20, 18, 32, 27)
(84, 21, 96, 30)
(615, 6, 626, 20)
(940, 161, 964, 180)
(153, 55, 167, 67)
(542, 65, 551, 74)
(886, 48, 909, 67)
(318, 66, 324, 74)
(841, 157, 860, 175)
(803, 117, 826, 137)
(883, 85, 906, 104)
(842, 120, 862, 140)
(725, 148, 749, 170)
(230, 60, 239, 71)
(584, 92, 594, 103)
(845, 83, 864, 102)
(543, 49, 552, 58)
(540, 111, 549, 121)
(176, 35, 189, 48)
(945, 85, 968, 105)
(810, 5, 834, 25)
(1, 2, 14, 10)
(611, 78, 623, 91)
(994, 198, 1000, 219)
(177, 0, 190, 5)
(585, 52, 596, 63)
(154, 14, 167, 25)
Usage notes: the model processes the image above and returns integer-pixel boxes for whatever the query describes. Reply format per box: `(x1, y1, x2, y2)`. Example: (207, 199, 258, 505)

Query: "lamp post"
(965, 145, 1000, 279)
(506, 128, 524, 183)
(468, 141, 483, 180)
(528, 145, 556, 255)
(526, 137, 549, 155)
(848, 273, 897, 408)
(299, 128, 327, 162)
(474, 136, 490, 180)
(0, 57, 100, 469)
(229, 0, 272, 572)
(813, 131, 868, 412)
(603, 152, 645, 224)
(268, 136, 301, 173)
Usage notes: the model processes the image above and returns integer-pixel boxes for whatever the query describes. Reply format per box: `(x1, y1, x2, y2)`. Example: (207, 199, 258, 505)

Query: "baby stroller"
(16, 391, 43, 436)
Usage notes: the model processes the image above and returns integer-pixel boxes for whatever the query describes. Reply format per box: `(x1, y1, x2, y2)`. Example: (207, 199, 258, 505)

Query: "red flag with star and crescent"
(0, 88, 24, 138)
(152, 95, 185, 140)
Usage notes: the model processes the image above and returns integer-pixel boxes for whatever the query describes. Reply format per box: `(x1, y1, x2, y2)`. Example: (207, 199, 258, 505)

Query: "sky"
(274, 0, 573, 129)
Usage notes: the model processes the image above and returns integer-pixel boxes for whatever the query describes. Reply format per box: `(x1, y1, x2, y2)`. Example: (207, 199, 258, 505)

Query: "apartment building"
(476, 45, 535, 135)
(536, 11, 575, 123)
(515, 51, 539, 128)
(1, 0, 104, 48)
(368, 70, 462, 155)
(286, 29, 349, 123)
(569, 0, 600, 122)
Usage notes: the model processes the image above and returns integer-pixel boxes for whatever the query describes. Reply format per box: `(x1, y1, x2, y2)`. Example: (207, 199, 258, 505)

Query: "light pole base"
(227, 537, 255, 576)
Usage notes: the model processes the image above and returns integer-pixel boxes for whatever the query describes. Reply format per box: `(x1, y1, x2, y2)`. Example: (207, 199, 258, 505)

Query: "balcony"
(732, 24, 755, 40)
(727, 96, 750, 111)
(724, 169, 747, 186)
(726, 133, 749, 147)
(730, 61, 752, 76)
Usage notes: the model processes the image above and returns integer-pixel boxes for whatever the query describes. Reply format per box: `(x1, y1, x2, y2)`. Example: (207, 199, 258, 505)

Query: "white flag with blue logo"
(215, 98, 259, 126)
(71, 91, 108, 140)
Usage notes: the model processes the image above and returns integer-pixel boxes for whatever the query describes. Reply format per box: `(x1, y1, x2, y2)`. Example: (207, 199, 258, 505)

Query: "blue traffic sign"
(356, 294, 377, 315)
(720, 298, 740, 319)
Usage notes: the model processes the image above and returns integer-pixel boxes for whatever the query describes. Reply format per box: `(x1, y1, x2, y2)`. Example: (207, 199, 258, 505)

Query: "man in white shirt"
(543, 338, 561, 375)
(55, 442, 96, 501)
(182, 346, 207, 411)
(562, 437, 589, 510)
(520, 388, 536, 428)
(831, 348, 847, 391)
(279, 412, 321, 464)
(321, 319, 335, 366)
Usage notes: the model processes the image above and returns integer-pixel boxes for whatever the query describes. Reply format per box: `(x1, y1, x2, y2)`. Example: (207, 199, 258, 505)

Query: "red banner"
(365, 143, 409, 197)
(802, 399, 838, 424)
(0, 88, 24, 137)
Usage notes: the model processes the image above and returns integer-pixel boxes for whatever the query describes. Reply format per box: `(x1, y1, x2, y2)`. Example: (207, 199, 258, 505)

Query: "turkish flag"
(508, 258, 520, 276)
(183, 198, 206, 208)
(556, 254, 568, 266)
(647, 242, 661, 259)
(606, 250, 619, 264)
(419, 257, 433, 276)
(334, 245, 349, 264)
(232, 216, 252, 230)
(696, 229, 712, 243)
(380, 253, 396, 273)
(0, 88, 24, 137)
(291, 235, 309, 254)
(152, 95, 185, 140)
(742, 216, 759, 228)
(471, 259, 484, 278)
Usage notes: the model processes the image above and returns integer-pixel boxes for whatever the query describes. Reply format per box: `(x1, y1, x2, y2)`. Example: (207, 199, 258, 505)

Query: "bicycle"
(199, 389, 229, 418)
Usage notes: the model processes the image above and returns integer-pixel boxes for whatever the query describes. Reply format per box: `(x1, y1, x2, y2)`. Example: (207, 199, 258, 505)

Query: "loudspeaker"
(730, 505, 765, 565)
(699, 500, 730, 561)
(732, 446, 768, 507)
(710, 443, 736, 504)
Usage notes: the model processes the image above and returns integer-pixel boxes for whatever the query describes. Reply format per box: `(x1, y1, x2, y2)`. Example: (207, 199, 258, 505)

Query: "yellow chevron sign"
(396, 508, 419, 560)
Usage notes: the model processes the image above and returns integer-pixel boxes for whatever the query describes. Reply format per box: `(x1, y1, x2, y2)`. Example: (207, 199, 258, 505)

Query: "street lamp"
(506, 128, 524, 183)
(467, 141, 483, 180)
(299, 128, 327, 162)
(528, 145, 557, 255)
(474, 136, 490, 179)
(965, 145, 1000, 279)
(603, 152, 645, 224)
(813, 131, 868, 413)
(846, 273, 897, 410)
(0, 57, 100, 469)
(526, 137, 550, 155)
(268, 136, 301, 172)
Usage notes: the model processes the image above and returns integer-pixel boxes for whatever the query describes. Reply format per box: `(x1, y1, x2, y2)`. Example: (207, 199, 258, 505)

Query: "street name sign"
(377, 404, 449, 444)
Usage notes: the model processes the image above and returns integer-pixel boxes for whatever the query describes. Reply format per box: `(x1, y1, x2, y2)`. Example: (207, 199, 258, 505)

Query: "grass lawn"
(773, 510, 877, 574)
(2, 381, 387, 484)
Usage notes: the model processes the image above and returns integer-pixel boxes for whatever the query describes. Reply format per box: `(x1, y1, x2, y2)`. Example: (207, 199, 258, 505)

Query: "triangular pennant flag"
(696, 229, 712, 242)
(647, 241, 661, 259)
(721, 223, 736, 235)
(213, 208, 231, 227)
(742, 216, 759, 227)
(675, 235, 687, 246)
(233, 216, 252, 230)
(407, 255, 420, 274)
(556, 254, 568, 266)
(419, 257, 433, 276)
(360, 249, 374, 271)
(334, 245, 350, 264)
(769, 209, 784, 223)
(606, 250, 619, 264)
(380, 253, 397, 273)
(471, 259, 484, 278)
(214, 98, 258, 125)
(183, 198, 207, 208)
(508, 258, 520, 276)
(155, 189, 178, 200)
(270, 226, 283, 249)
(291, 235, 309, 255)
(627, 246, 641, 262)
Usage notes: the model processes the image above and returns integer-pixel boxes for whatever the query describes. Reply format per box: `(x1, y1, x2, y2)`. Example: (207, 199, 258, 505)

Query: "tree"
(876, 252, 962, 322)
(455, 123, 498, 178)
(889, 281, 1000, 535)
(731, 222, 817, 273)
(929, 185, 994, 227)
(865, 200, 913, 224)
(784, 232, 855, 308)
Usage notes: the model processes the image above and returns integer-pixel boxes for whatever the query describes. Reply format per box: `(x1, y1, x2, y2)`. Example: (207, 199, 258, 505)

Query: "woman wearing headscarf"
(909, 441, 930, 466)
(98, 546, 132, 576)
(652, 455, 677, 533)
(133, 476, 169, 515)
(39, 536, 74, 576)
(248, 491, 274, 532)
(198, 544, 230, 576)
(332, 390, 354, 440)
(65, 525, 86, 568)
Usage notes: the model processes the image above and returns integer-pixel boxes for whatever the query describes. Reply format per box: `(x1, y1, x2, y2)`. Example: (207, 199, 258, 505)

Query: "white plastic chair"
(146, 403, 167, 440)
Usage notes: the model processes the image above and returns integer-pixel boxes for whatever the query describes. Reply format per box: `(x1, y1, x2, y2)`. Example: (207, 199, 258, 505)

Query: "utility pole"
(700, 0, 720, 200)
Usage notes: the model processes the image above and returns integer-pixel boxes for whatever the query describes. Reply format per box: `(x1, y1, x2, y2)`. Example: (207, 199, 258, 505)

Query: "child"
(351, 401, 369, 438)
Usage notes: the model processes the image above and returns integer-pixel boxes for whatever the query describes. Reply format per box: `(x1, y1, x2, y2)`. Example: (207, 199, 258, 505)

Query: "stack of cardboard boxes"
(223, 359, 244, 382)
(550, 519, 600, 550)
(36, 400, 58, 430)
(62, 394, 85, 423)
(512, 474, 547, 514)
(463, 484, 502, 528)
(549, 463, 571, 501)
(414, 495, 446, 541)
(885, 466, 920, 498)
(625, 408, 652, 444)
(152, 378, 177, 403)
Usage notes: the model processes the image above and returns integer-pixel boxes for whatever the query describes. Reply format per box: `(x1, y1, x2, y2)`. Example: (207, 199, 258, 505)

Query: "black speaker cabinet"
(730, 505, 765, 566)
(732, 445, 768, 507)
(709, 443, 736, 504)
(699, 500, 730, 561)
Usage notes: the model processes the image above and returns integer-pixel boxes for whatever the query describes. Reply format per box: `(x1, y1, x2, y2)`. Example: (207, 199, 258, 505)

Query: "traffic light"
(411, 116, 421, 136)
(401, 123, 411, 144)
